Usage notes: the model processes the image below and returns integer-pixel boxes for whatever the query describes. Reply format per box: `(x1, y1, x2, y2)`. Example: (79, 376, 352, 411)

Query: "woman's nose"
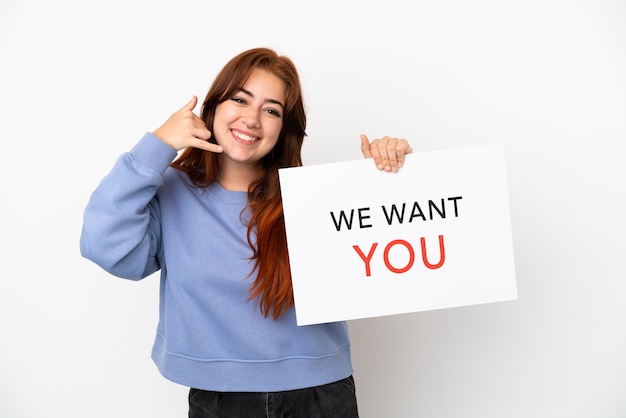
(243, 110, 260, 129)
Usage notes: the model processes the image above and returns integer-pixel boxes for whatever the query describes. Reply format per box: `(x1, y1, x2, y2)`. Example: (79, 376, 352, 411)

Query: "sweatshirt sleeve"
(79, 132, 178, 280)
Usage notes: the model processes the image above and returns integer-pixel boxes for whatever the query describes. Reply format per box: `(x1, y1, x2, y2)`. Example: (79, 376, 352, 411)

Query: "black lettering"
(358, 207, 373, 229)
(409, 201, 426, 222)
(381, 203, 406, 225)
(428, 199, 446, 219)
(447, 196, 462, 217)
(330, 209, 355, 231)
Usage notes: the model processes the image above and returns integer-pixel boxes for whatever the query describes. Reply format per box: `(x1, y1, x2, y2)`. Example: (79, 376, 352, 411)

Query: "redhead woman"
(80, 47, 412, 417)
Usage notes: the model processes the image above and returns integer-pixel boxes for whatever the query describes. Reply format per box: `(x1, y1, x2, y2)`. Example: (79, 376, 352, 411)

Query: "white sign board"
(278, 144, 517, 325)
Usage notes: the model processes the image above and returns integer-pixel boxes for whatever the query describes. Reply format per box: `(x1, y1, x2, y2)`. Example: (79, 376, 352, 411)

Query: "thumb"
(360, 134, 372, 158)
(180, 95, 198, 112)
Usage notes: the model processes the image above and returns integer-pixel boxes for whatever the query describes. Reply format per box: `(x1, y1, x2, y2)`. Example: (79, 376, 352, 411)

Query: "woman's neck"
(216, 159, 262, 192)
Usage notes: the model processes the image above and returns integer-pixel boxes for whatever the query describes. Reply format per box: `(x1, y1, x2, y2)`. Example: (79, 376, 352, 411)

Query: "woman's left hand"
(360, 134, 413, 173)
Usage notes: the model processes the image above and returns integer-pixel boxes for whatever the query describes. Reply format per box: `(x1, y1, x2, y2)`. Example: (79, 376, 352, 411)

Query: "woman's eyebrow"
(238, 87, 285, 109)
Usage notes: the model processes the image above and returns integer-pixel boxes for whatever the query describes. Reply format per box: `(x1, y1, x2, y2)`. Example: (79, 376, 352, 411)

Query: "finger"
(385, 141, 400, 172)
(192, 137, 223, 153)
(369, 140, 385, 170)
(179, 95, 198, 113)
(377, 137, 392, 171)
(360, 134, 372, 158)
(191, 125, 213, 141)
(394, 140, 413, 169)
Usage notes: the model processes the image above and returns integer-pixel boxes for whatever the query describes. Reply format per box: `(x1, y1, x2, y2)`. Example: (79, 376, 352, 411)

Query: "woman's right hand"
(360, 134, 413, 173)
(152, 96, 223, 153)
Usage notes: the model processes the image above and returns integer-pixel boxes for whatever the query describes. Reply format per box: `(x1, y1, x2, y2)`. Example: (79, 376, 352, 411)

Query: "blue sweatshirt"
(80, 132, 353, 392)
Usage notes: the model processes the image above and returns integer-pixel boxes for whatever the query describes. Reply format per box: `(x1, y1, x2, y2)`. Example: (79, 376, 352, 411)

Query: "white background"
(1, 0, 624, 417)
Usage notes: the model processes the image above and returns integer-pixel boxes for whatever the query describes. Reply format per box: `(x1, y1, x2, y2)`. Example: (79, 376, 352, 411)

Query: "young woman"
(80, 47, 412, 417)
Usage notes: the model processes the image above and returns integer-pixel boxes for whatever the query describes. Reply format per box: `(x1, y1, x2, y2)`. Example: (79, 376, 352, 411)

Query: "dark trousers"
(188, 376, 359, 418)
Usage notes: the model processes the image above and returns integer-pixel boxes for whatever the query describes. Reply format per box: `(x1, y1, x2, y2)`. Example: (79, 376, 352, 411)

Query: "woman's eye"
(266, 108, 282, 118)
(231, 97, 246, 104)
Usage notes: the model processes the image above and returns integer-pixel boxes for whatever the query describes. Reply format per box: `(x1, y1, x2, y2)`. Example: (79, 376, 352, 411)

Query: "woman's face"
(212, 68, 285, 169)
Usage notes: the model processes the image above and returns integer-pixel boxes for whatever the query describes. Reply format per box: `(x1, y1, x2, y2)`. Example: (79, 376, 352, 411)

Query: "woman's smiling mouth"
(232, 130, 259, 143)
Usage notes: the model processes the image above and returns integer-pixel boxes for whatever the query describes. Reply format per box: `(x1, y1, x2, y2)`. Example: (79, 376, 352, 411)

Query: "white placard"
(278, 144, 517, 325)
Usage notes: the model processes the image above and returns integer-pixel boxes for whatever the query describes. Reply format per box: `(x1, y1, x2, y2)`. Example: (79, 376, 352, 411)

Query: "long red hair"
(171, 48, 306, 319)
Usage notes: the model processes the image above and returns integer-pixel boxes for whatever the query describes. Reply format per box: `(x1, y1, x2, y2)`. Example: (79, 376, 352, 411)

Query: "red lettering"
(353, 235, 446, 276)
(421, 235, 445, 269)
(352, 243, 378, 277)
(383, 239, 415, 273)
